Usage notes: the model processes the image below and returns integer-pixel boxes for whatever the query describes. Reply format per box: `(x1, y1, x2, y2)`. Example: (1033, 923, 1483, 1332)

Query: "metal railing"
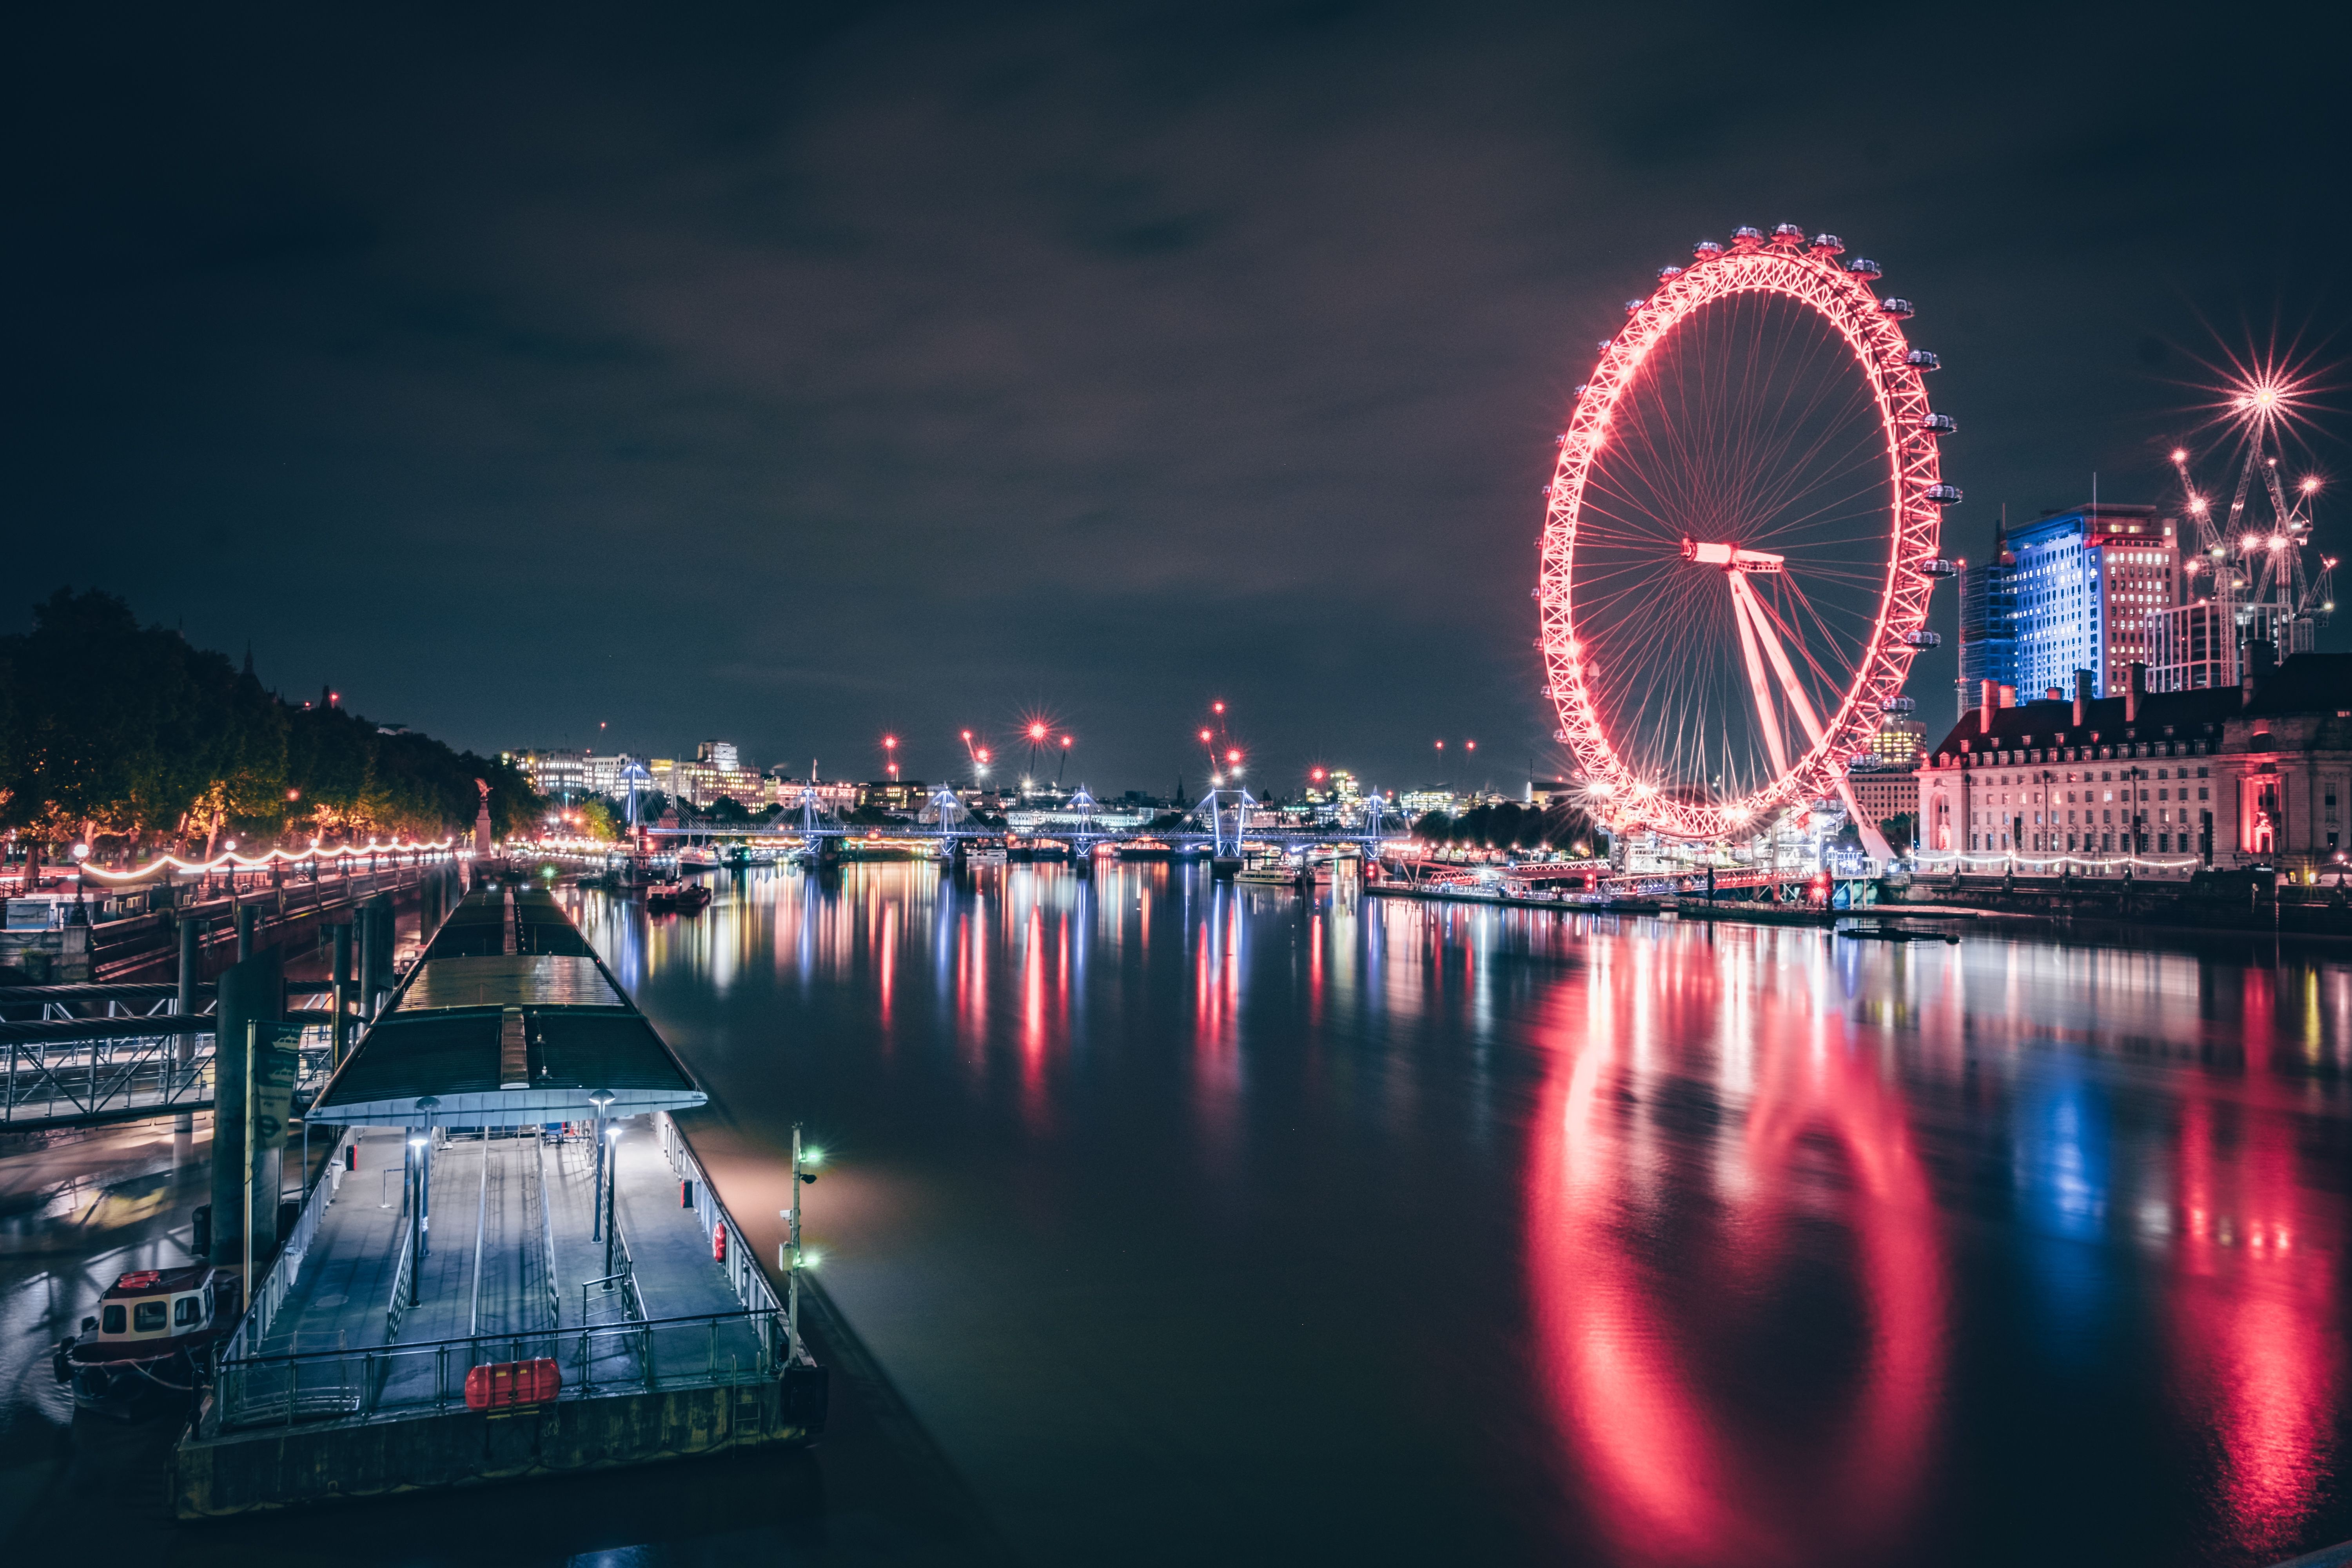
(385, 1224, 416, 1341)
(205, 1306, 787, 1435)
(1, 1027, 333, 1127)
(579, 1207, 645, 1325)
(535, 1133, 560, 1329)
(247, 1127, 355, 1347)
(656, 1112, 804, 1362)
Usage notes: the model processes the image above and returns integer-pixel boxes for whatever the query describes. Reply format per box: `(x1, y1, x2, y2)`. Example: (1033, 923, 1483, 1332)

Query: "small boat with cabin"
(1235, 846, 1301, 887)
(52, 1265, 234, 1421)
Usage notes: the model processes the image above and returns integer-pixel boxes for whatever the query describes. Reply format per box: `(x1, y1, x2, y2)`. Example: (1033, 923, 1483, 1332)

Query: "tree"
(0, 588, 538, 853)
(576, 798, 619, 842)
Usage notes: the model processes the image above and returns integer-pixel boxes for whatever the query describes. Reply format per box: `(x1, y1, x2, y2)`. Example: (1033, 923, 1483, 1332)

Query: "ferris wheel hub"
(1681, 539, 1786, 572)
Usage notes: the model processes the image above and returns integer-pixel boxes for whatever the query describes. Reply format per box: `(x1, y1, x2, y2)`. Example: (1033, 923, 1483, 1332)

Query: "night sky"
(8, 2, 2349, 795)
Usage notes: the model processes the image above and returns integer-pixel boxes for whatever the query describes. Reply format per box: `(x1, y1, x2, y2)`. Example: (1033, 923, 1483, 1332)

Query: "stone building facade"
(1913, 650, 2352, 877)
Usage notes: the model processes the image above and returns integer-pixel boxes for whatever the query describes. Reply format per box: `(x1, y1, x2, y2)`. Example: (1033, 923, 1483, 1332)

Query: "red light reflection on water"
(1524, 951, 1945, 1566)
(2167, 1090, 2341, 1560)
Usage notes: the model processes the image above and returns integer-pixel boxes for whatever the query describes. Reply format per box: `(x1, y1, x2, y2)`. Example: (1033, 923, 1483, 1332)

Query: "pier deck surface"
(245, 1114, 760, 1414)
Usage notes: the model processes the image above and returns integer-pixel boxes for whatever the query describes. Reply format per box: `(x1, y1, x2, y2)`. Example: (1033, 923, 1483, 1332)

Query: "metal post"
(242, 1021, 256, 1312)
(589, 1088, 614, 1245)
(175, 915, 201, 1132)
(417, 1096, 438, 1263)
(786, 1122, 803, 1355)
(330, 923, 352, 1069)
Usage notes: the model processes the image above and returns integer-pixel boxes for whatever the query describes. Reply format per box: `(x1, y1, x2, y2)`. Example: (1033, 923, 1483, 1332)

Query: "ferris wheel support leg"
(1726, 578, 1792, 780)
(1729, 574, 1896, 864)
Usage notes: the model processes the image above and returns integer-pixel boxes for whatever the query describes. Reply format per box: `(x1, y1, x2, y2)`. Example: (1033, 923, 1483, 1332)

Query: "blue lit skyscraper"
(1953, 504, 2179, 714)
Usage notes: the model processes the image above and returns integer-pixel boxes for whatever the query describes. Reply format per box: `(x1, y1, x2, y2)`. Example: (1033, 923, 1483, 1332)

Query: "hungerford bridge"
(628, 786, 1401, 860)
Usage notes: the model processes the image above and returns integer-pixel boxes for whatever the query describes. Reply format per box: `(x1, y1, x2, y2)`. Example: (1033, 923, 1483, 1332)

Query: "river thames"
(562, 861, 2350, 1568)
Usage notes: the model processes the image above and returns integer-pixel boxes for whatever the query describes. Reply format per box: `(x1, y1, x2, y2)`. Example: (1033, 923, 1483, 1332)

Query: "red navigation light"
(1199, 729, 1212, 743)
(1212, 701, 1225, 715)
(1310, 768, 1327, 782)
(1435, 740, 1445, 750)
(1226, 748, 1241, 764)
(1060, 735, 1072, 748)
(1466, 740, 1477, 752)
(1028, 722, 1047, 740)
(976, 748, 991, 763)
(884, 735, 897, 748)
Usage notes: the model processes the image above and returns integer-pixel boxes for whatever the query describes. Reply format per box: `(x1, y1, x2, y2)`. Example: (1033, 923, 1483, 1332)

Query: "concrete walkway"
(225, 1115, 764, 1423)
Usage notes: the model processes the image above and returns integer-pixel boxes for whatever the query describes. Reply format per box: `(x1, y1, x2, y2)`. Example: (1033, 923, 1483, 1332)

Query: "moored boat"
(52, 1265, 234, 1422)
(1235, 847, 1301, 887)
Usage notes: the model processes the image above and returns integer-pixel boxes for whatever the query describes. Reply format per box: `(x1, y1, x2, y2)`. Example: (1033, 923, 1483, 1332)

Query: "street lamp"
(781, 1123, 821, 1358)
(588, 1088, 615, 1248)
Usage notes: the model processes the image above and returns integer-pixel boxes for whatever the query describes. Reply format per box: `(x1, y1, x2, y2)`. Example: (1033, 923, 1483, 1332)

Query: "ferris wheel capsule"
(1847, 257, 1883, 279)
(1884, 695, 1918, 713)
(1770, 223, 1807, 247)
(1921, 412, 1958, 435)
(1904, 630, 1943, 647)
(1624, 299, 1647, 314)
(1917, 558, 1957, 577)
(1925, 483, 1964, 505)
(1731, 226, 1765, 247)
(1810, 233, 1846, 255)
(1656, 266, 1684, 281)
(1906, 349, 1941, 371)
(1692, 239, 1724, 260)
(1878, 297, 1915, 319)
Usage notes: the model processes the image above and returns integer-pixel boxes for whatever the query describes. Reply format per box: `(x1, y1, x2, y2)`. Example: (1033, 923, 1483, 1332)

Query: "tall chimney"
(2125, 662, 2145, 723)
(2241, 639, 2274, 708)
(2073, 669, 2092, 727)
(1979, 679, 1996, 735)
(1998, 684, 2016, 710)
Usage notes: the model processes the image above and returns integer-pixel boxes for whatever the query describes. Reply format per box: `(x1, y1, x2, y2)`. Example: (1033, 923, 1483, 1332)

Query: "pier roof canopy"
(310, 886, 704, 1127)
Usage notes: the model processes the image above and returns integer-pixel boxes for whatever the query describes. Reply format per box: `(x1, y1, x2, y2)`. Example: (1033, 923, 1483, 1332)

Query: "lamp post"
(781, 1123, 819, 1359)
(588, 1087, 615, 1246)
(415, 1096, 439, 1267)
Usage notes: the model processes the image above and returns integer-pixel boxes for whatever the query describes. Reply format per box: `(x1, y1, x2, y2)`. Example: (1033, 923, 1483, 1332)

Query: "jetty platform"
(170, 880, 824, 1517)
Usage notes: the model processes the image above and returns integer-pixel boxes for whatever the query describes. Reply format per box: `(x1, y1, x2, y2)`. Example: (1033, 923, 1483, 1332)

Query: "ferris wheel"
(1537, 224, 1957, 851)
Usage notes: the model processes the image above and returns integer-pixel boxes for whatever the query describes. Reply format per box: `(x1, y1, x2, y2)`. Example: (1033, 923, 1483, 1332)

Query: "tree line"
(1413, 799, 1607, 855)
(0, 589, 537, 860)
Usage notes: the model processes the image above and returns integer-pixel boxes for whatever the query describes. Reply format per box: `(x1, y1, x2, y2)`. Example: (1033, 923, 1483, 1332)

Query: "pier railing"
(203, 1306, 788, 1435)
(237, 1126, 357, 1349)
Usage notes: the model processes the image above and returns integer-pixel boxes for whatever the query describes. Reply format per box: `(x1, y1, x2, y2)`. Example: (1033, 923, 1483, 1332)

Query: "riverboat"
(963, 838, 1009, 867)
(646, 880, 712, 913)
(52, 1265, 234, 1422)
(1235, 848, 1301, 887)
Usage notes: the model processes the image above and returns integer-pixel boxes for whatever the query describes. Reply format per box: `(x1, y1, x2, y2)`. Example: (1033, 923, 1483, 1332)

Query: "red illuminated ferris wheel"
(1537, 224, 1958, 848)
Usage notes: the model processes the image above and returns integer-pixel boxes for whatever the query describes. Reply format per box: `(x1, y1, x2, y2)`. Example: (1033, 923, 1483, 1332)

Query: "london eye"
(1537, 224, 1956, 853)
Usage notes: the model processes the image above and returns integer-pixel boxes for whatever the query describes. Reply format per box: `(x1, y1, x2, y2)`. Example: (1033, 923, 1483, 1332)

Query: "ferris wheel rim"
(1536, 234, 1945, 841)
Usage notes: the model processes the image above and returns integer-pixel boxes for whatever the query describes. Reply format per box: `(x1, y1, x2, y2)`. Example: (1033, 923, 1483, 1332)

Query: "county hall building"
(1914, 648, 2352, 877)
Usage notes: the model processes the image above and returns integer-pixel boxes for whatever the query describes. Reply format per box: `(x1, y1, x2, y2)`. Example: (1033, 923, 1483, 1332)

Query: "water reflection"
(568, 864, 2351, 1568)
(1525, 932, 1945, 1566)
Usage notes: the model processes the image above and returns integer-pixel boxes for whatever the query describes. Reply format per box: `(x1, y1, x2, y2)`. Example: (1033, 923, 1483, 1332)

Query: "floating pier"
(170, 880, 824, 1517)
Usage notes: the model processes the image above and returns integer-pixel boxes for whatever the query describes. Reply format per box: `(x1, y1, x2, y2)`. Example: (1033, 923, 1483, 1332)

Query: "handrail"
(209, 1303, 784, 1434)
(535, 1131, 559, 1329)
(385, 1222, 415, 1341)
(222, 1303, 775, 1371)
(468, 1131, 490, 1336)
